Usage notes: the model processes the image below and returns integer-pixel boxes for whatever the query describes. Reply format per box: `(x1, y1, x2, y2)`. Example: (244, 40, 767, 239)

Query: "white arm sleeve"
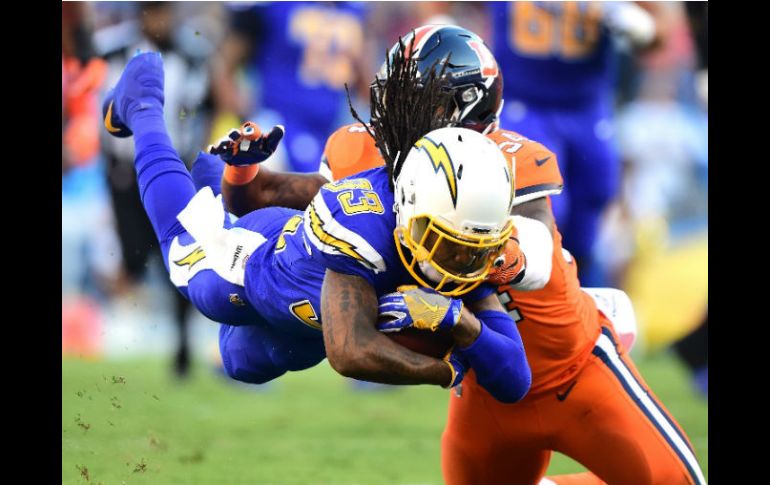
(601, 1, 656, 48)
(510, 215, 553, 291)
(318, 155, 333, 182)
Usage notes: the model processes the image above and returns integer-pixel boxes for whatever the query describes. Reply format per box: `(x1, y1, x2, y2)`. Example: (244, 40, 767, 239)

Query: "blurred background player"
(672, 1, 707, 399)
(62, 2, 122, 358)
(487, 1, 665, 286)
(594, 1, 707, 366)
(211, 1, 369, 173)
(95, 1, 215, 378)
(63, 3, 107, 176)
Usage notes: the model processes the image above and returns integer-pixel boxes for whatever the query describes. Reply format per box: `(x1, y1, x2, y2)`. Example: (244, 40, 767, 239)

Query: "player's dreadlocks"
(346, 34, 455, 189)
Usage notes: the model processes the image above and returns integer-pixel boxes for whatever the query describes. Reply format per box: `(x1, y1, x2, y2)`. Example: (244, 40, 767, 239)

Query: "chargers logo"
(415, 136, 458, 207)
(307, 202, 373, 268)
(174, 246, 206, 268)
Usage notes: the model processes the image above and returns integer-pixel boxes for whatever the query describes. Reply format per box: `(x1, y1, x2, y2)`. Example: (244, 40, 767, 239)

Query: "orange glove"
(487, 228, 526, 286)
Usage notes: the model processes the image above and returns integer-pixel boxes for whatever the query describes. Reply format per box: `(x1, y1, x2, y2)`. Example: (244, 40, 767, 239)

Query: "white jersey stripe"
(303, 192, 387, 273)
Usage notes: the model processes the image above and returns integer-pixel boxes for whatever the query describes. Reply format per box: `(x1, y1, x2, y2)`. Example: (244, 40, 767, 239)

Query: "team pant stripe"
(593, 329, 706, 485)
(603, 327, 698, 456)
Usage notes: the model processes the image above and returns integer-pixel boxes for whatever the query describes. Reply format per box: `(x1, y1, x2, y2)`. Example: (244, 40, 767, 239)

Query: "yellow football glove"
(377, 285, 463, 333)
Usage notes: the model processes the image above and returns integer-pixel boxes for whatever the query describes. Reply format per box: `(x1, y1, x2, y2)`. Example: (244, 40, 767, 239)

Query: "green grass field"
(62, 352, 707, 485)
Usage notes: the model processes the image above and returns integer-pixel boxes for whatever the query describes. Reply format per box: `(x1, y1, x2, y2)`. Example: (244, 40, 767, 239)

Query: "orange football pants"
(442, 326, 706, 485)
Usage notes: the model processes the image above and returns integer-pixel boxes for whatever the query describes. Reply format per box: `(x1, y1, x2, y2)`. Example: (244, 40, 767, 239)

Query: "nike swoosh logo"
(104, 101, 122, 133)
(535, 156, 551, 167)
(556, 380, 577, 402)
(417, 296, 440, 314)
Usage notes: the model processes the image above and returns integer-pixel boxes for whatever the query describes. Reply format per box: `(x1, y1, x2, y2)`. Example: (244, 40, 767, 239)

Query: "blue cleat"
(102, 52, 165, 137)
(102, 89, 133, 138)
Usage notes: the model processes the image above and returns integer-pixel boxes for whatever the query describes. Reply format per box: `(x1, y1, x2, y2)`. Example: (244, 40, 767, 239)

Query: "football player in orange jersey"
(202, 25, 705, 485)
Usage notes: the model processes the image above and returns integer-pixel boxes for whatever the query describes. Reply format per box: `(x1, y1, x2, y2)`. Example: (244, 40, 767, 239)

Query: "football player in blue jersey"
(212, 1, 368, 173)
(488, 1, 664, 286)
(103, 51, 531, 403)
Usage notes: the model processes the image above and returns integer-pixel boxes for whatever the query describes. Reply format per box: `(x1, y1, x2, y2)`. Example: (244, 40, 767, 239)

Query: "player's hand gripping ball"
(377, 285, 463, 332)
(376, 285, 462, 358)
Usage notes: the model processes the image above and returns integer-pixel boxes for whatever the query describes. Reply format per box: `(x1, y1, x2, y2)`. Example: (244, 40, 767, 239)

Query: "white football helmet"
(393, 127, 515, 296)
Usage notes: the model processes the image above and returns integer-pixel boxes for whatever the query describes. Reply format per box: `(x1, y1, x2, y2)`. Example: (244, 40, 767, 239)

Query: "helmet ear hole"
(457, 164, 464, 180)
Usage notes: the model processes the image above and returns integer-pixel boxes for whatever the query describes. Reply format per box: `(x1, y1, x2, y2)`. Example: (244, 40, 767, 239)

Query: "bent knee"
(222, 355, 285, 385)
(218, 324, 293, 385)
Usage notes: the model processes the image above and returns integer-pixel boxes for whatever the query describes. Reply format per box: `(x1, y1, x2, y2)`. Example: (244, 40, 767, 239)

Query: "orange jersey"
(322, 124, 602, 395)
(486, 130, 601, 395)
(485, 129, 563, 205)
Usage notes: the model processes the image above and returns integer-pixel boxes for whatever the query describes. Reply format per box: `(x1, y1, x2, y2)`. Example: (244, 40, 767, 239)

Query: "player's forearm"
(222, 178, 261, 216)
(458, 310, 531, 403)
(511, 197, 554, 236)
(258, 170, 328, 210)
(222, 168, 327, 215)
(451, 307, 482, 347)
(321, 272, 453, 387)
(336, 333, 452, 386)
(506, 197, 554, 291)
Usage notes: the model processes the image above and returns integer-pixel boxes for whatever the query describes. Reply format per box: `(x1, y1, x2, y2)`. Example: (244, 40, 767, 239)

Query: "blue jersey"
(234, 2, 366, 127)
(489, 1, 616, 106)
(238, 166, 495, 339)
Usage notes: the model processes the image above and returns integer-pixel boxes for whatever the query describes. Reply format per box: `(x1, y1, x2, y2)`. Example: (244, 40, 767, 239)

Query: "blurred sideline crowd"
(62, 2, 707, 393)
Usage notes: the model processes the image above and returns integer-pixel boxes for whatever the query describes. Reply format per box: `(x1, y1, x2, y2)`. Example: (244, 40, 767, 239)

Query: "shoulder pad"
(487, 129, 563, 205)
(321, 124, 384, 182)
(303, 171, 394, 279)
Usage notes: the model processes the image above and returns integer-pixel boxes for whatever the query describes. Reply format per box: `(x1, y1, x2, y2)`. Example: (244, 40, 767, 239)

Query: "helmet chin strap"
(447, 104, 463, 126)
(480, 99, 504, 135)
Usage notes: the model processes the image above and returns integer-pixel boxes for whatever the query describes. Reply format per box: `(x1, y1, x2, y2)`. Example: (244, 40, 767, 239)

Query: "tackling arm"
(488, 196, 555, 289)
(457, 293, 531, 403)
(512, 196, 554, 236)
(321, 269, 455, 386)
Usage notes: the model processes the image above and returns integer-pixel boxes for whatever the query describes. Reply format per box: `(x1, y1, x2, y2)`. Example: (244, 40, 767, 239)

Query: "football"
(385, 327, 454, 359)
